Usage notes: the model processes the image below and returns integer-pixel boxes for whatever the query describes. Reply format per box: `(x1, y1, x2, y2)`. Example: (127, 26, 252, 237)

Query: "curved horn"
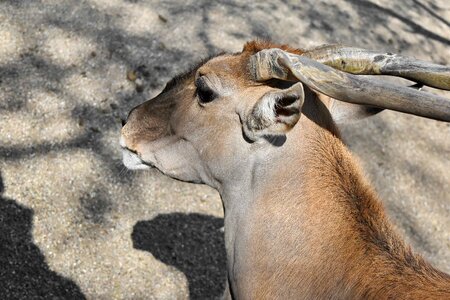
(303, 44, 450, 90)
(250, 48, 450, 122)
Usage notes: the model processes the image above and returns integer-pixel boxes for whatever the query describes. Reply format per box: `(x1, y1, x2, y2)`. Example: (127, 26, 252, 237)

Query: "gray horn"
(303, 44, 450, 90)
(250, 48, 450, 122)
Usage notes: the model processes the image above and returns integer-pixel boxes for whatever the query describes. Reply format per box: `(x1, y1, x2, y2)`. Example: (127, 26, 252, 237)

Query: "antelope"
(121, 41, 450, 299)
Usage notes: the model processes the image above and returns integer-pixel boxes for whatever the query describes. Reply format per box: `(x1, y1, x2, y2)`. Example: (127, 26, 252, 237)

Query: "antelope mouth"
(122, 148, 152, 170)
(120, 137, 152, 170)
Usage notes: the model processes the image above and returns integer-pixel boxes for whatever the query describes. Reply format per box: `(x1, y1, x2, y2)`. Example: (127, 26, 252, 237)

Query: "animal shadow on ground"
(132, 213, 227, 299)
(0, 172, 86, 299)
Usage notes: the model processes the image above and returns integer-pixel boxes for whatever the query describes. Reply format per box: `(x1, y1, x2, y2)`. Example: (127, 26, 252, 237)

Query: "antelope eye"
(195, 77, 217, 104)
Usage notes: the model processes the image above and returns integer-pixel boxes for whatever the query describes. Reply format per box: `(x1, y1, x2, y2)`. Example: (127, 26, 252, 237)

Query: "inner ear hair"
(244, 83, 305, 141)
(276, 94, 300, 117)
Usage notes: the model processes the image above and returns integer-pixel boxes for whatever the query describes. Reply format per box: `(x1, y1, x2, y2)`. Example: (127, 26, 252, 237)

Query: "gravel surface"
(0, 0, 449, 299)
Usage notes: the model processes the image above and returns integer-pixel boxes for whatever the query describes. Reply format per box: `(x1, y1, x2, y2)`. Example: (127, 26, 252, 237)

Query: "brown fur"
(298, 125, 449, 298)
(242, 40, 305, 56)
(122, 40, 450, 299)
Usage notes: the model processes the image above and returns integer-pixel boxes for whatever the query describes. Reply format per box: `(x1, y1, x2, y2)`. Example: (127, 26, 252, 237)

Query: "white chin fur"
(122, 149, 151, 170)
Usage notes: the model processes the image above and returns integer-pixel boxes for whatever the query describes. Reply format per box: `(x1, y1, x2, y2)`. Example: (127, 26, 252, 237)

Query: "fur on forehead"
(237, 40, 305, 82)
(242, 40, 305, 55)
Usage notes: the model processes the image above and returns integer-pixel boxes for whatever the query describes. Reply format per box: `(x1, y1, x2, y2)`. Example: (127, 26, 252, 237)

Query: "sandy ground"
(0, 0, 449, 299)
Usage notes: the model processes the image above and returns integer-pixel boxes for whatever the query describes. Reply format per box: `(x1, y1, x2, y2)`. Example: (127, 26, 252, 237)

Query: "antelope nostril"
(121, 118, 127, 127)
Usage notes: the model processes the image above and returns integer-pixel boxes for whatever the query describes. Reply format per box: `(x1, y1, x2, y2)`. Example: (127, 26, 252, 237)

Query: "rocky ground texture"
(0, 0, 449, 299)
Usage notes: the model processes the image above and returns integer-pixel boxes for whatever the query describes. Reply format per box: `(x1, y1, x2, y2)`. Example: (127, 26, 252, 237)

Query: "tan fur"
(122, 40, 450, 299)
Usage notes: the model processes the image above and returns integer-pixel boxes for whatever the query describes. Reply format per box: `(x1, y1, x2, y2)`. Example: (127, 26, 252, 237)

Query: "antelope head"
(120, 41, 450, 189)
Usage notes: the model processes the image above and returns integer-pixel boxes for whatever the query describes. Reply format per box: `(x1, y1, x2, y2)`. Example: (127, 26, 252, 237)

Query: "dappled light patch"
(0, 22, 25, 64)
(118, 4, 162, 35)
(0, 112, 83, 148)
(42, 29, 98, 67)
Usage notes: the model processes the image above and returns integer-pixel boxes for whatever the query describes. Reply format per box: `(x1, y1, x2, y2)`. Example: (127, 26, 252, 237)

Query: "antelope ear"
(244, 82, 304, 141)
